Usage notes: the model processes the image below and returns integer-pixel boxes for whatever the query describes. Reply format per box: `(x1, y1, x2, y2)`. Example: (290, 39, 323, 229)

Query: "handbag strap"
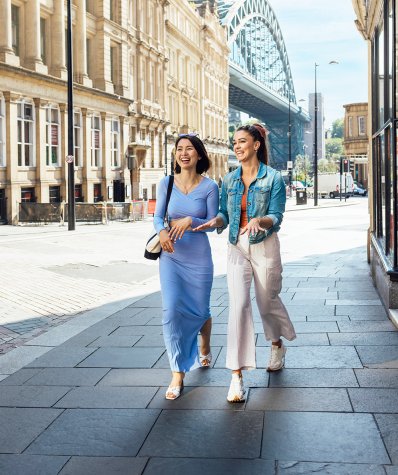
(163, 175, 174, 219)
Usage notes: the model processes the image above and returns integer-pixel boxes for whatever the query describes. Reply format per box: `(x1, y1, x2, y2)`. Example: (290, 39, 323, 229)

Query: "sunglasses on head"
(178, 133, 199, 138)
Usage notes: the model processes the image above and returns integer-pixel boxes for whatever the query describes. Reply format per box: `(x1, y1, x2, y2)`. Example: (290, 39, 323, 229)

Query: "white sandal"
(165, 381, 184, 400)
(199, 351, 212, 367)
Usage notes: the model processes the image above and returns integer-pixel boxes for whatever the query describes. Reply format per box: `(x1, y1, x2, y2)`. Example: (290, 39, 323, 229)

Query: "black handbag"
(144, 176, 174, 260)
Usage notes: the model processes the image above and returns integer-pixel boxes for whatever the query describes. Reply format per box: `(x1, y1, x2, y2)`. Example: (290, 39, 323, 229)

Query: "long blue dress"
(154, 176, 219, 372)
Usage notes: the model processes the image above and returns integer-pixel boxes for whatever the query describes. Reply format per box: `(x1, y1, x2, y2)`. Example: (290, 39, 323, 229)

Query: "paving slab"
(21, 367, 110, 386)
(0, 455, 69, 475)
(26, 408, 160, 456)
(0, 385, 70, 407)
(54, 386, 158, 408)
(348, 388, 398, 413)
(143, 458, 275, 475)
(385, 467, 398, 475)
(261, 412, 390, 463)
(59, 456, 148, 475)
(356, 346, 398, 368)
(256, 332, 330, 346)
(355, 369, 398, 388)
(338, 320, 397, 332)
(375, 414, 398, 464)
(329, 331, 398, 346)
(246, 387, 352, 412)
(26, 347, 96, 368)
(336, 306, 387, 317)
(269, 368, 358, 387)
(278, 461, 386, 474)
(77, 347, 165, 368)
(0, 368, 42, 385)
(87, 334, 142, 347)
(140, 409, 263, 458)
(0, 407, 62, 453)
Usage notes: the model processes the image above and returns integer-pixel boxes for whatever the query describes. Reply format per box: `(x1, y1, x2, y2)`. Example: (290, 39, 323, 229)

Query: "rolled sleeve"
(216, 180, 229, 234)
(267, 172, 286, 227)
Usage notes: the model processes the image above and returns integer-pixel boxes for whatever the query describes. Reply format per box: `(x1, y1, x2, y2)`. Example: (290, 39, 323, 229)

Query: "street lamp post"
(288, 94, 292, 196)
(313, 62, 319, 206)
(66, 0, 75, 230)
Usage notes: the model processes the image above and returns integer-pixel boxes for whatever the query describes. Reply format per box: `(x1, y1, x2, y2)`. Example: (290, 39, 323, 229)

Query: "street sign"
(287, 161, 293, 169)
(65, 155, 74, 164)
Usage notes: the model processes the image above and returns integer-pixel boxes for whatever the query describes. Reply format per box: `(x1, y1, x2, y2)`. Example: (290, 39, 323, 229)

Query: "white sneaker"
(267, 343, 286, 372)
(227, 373, 246, 403)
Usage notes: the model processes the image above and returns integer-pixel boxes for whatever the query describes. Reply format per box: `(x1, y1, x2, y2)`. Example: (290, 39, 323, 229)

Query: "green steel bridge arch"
(216, 0, 310, 169)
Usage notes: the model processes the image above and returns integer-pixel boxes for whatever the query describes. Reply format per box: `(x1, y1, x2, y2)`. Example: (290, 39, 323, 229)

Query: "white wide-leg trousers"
(226, 232, 296, 370)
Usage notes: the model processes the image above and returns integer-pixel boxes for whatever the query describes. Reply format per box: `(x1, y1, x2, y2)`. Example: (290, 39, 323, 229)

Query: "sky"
(269, 0, 368, 128)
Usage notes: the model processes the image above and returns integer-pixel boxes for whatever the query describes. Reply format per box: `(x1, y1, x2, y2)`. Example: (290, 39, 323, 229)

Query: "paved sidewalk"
(0, 232, 397, 474)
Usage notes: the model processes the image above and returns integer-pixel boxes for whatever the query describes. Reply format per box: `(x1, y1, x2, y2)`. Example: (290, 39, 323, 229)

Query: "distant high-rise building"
(304, 93, 325, 161)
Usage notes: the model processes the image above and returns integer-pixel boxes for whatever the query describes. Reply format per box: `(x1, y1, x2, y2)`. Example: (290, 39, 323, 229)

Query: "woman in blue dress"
(154, 134, 219, 400)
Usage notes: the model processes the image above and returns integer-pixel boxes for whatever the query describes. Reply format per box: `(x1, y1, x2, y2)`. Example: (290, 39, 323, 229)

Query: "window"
(110, 0, 119, 22)
(11, 5, 20, 56)
(348, 117, 353, 137)
(358, 116, 366, 136)
(110, 45, 119, 85)
(74, 111, 82, 167)
(93, 183, 102, 202)
(0, 98, 5, 167)
(40, 18, 47, 64)
(21, 187, 35, 202)
(111, 118, 120, 167)
(75, 184, 83, 202)
(45, 106, 60, 166)
(91, 115, 101, 167)
(17, 101, 34, 167)
(49, 186, 61, 203)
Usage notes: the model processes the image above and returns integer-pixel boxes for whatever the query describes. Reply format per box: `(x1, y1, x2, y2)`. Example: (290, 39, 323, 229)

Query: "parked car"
(353, 184, 367, 196)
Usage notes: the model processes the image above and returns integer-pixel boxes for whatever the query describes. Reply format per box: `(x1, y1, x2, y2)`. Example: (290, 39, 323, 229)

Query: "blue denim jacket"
(217, 161, 286, 244)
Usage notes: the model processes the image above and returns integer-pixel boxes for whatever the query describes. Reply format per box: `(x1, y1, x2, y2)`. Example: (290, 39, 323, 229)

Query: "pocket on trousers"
(266, 266, 283, 297)
(261, 235, 281, 268)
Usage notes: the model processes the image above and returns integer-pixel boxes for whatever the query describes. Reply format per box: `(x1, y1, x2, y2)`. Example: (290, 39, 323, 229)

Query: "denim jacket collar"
(231, 161, 268, 181)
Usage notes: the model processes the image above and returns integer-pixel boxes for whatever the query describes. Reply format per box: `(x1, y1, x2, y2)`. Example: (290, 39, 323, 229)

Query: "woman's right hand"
(159, 229, 174, 253)
(192, 216, 223, 232)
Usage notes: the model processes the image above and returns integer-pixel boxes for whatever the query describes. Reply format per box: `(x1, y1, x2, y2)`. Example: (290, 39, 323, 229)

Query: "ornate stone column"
(50, 0, 67, 79)
(0, 0, 19, 65)
(25, 0, 46, 73)
(74, 0, 91, 86)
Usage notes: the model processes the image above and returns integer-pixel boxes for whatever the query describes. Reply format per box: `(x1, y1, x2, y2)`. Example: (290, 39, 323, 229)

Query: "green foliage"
(331, 118, 344, 138)
(318, 157, 338, 173)
(293, 154, 312, 184)
(325, 137, 343, 159)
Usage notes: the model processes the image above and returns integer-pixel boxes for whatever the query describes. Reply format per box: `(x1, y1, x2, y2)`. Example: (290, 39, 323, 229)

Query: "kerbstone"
(261, 412, 390, 463)
(26, 408, 160, 456)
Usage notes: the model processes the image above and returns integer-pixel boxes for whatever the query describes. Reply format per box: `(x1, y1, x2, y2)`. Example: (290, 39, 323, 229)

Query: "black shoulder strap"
(164, 175, 174, 219)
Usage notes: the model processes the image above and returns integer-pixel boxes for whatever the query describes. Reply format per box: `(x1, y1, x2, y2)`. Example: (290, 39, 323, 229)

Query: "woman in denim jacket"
(194, 123, 296, 402)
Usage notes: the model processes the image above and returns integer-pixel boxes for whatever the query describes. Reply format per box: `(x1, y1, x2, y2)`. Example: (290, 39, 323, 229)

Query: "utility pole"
(66, 0, 75, 230)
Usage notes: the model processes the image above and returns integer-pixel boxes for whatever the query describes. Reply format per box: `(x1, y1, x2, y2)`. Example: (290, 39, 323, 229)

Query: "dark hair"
(174, 135, 211, 174)
(236, 123, 269, 164)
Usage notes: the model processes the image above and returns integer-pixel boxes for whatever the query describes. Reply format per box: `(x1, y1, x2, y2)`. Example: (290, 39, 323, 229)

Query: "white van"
(317, 173, 354, 199)
(307, 173, 354, 199)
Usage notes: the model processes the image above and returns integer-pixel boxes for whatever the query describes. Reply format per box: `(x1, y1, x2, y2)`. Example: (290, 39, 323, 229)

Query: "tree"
(325, 137, 343, 158)
(331, 118, 344, 138)
(293, 154, 312, 184)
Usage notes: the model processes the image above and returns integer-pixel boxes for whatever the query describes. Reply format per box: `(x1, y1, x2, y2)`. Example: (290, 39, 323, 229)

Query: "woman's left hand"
(169, 217, 193, 241)
(240, 217, 265, 236)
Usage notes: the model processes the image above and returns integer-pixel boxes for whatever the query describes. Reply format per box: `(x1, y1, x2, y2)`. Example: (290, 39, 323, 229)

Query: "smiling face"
(233, 130, 260, 163)
(175, 138, 200, 171)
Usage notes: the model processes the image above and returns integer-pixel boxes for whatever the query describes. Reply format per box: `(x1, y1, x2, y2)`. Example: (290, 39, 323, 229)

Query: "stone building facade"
(343, 102, 368, 189)
(0, 0, 229, 223)
(352, 0, 398, 316)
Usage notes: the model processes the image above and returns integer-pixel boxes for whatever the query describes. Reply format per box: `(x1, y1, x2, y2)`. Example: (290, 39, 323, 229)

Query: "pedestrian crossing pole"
(66, 0, 75, 230)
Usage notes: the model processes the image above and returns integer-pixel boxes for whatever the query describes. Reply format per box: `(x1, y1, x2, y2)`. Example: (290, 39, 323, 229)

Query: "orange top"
(240, 192, 248, 228)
